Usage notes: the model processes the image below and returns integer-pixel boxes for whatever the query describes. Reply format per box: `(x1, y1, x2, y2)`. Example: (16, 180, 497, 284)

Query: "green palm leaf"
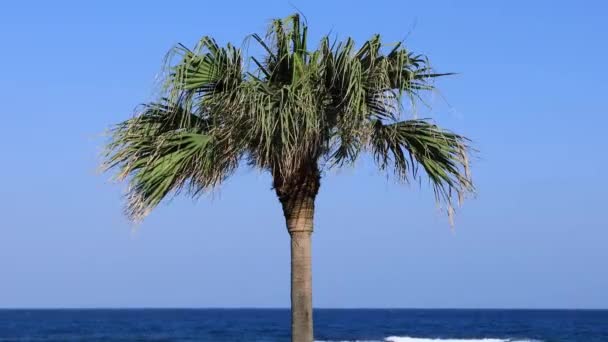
(103, 13, 474, 224)
(371, 119, 473, 220)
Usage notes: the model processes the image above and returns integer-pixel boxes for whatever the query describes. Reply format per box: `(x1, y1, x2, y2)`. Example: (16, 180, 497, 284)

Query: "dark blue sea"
(0, 309, 606, 342)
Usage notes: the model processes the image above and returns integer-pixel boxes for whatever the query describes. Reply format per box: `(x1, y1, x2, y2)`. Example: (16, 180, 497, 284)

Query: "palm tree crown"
(103, 14, 474, 222)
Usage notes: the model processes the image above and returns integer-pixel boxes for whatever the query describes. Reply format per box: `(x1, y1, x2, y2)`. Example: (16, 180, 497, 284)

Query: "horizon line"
(1, 307, 606, 311)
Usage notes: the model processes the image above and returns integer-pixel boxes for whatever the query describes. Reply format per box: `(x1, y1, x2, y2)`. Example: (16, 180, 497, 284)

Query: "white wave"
(385, 338, 533, 342)
(315, 337, 539, 342)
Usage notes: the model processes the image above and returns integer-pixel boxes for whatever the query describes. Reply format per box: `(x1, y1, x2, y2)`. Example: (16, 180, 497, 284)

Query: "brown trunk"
(284, 195, 315, 342)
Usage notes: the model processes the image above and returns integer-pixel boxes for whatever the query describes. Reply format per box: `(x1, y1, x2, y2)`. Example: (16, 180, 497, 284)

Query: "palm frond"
(370, 119, 474, 222)
(103, 102, 239, 220)
(102, 13, 474, 224)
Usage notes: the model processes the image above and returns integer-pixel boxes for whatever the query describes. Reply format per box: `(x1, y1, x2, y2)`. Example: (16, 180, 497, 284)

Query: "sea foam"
(315, 337, 538, 342)
(385, 338, 534, 342)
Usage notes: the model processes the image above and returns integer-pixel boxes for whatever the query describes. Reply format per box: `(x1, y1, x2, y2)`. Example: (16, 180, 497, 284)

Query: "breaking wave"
(316, 337, 539, 342)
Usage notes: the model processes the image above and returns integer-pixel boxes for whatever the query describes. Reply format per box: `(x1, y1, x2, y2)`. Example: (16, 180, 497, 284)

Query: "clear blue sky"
(1, 0, 606, 309)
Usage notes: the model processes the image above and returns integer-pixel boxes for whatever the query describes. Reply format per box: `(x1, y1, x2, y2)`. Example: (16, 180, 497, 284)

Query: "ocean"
(0, 309, 606, 341)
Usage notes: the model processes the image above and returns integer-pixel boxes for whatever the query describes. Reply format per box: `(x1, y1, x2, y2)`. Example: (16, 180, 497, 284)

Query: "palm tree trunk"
(283, 195, 315, 342)
(290, 230, 313, 342)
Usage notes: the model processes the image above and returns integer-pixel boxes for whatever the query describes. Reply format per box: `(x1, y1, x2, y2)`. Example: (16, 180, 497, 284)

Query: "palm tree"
(103, 14, 474, 342)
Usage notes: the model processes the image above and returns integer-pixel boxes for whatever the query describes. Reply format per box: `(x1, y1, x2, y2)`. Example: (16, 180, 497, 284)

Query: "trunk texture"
(290, 229, 313, 342)
(285, 195, 315, 342)
(275, 165, 319, 342)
